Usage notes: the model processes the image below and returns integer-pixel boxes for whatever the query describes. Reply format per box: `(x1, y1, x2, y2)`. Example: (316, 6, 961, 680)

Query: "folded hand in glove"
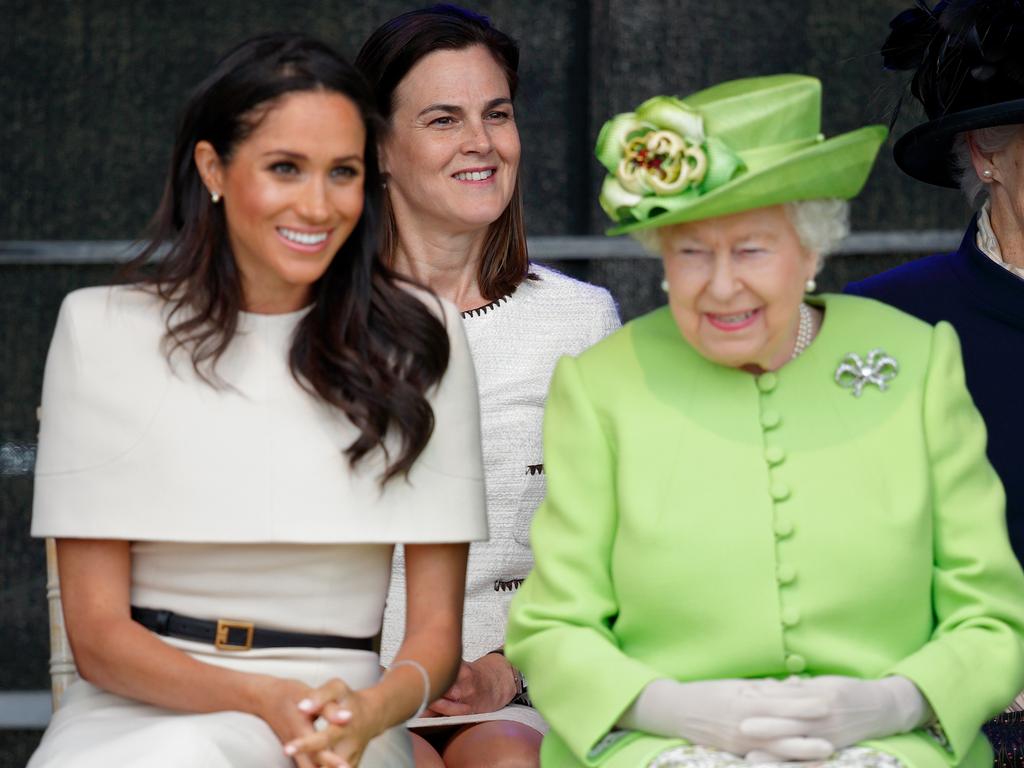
(618, 677, 835, 760)
(740, 675, 931, 762)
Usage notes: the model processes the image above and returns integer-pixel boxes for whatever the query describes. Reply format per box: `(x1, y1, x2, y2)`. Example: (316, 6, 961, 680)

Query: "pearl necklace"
(791, 302, 814, 360)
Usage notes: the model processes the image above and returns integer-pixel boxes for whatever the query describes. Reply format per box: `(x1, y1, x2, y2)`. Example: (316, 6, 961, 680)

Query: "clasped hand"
(280, 678, 377, 768)
(624, 675, 926, 762)
(625, 677, 832, 760)
(740, 675, 928, 762)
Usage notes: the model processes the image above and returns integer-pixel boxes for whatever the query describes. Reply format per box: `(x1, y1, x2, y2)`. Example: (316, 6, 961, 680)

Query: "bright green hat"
(595, 74, 887, 235)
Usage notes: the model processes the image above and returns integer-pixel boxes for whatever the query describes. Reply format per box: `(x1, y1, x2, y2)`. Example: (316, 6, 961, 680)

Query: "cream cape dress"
(29, 286, 488, 767)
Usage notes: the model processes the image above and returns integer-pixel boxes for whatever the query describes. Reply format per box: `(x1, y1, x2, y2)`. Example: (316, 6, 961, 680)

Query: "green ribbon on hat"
(596, 96, 745, 225)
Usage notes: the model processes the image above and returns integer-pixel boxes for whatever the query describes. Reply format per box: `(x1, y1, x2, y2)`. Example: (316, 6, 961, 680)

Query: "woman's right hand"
(425, 654, 518, 716)
(619, 678, 835, 760)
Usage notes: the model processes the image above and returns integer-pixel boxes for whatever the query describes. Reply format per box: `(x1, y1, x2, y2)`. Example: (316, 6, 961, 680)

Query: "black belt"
(131, 606, 375, 653)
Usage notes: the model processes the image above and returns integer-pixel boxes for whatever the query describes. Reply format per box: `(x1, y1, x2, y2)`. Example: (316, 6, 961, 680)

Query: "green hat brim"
(606, 124, 887, 236)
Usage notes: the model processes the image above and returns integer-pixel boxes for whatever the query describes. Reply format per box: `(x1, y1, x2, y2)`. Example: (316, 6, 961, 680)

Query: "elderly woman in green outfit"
(505, 75, 1024, 768)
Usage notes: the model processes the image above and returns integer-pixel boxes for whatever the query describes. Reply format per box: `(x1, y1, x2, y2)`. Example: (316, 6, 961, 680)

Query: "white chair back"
(45, 538, 78, 709)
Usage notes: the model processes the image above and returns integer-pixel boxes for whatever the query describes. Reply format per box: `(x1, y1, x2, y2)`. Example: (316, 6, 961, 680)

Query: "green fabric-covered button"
(777, 564, 797, 584)
(782, 607, 801, 627)
(761, 410, 781, 429)
(785, 654, 807, 673)
(770, 482, 791, 501)
(774, 518, 794, 537)
(764, 445, 786, 465)
(757, 372, 778, 393)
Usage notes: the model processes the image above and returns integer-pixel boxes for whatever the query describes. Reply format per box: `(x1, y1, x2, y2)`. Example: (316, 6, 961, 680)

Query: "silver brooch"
(834, 349, 898, 397)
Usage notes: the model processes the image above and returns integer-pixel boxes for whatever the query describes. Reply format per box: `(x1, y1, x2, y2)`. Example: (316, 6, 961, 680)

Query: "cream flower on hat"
(596, 95, 744, 226)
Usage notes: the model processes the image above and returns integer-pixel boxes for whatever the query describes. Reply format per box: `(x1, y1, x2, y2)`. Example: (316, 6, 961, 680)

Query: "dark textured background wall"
(0, 1, 975, 762)
(1, 0, 975, 242)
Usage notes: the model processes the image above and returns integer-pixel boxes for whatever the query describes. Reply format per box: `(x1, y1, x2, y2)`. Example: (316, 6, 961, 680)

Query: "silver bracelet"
(390, 659, 431, 719)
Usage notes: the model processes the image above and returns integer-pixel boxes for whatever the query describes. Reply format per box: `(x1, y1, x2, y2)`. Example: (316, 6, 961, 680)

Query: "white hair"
(635, 198, 849, 271)
(951, 125, 1024, 208)
(784, 198, 850, 271)
(630, 225, 661, 255)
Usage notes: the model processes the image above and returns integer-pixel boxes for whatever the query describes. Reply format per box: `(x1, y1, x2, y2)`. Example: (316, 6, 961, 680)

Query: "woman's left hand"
(282, 678, 381, 767)
(741, 675, 930, 757)
(425, 653, 517, 716)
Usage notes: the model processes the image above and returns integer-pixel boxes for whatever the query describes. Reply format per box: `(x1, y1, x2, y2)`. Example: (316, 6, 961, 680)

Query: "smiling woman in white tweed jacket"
(381, 262, 619, 715)
(356, 6, 620, 768)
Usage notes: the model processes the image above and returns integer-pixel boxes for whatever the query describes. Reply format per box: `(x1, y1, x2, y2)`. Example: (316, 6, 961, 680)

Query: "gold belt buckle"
(214, 619, 254, 651)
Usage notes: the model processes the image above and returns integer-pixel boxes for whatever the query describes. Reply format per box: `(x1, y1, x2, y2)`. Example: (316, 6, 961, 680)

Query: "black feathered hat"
(883, 0, 1024, 187)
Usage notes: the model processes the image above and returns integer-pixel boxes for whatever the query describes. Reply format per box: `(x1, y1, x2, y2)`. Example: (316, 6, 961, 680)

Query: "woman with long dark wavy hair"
(356, 6, 619, 768)
(28, 33, 486, 768)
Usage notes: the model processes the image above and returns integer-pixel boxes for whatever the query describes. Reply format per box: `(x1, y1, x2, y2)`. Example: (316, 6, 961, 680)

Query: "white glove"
(740, 675, 931, 759)
(618, 678, 834, 760)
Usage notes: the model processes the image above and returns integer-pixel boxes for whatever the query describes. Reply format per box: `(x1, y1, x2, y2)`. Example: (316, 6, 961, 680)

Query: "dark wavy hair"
(356, 5, 531, 301)
(122, 33, 449, 483)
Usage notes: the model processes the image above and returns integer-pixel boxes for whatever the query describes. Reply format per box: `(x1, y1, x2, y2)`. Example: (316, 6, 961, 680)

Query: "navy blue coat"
(846, 217, 1024, 567)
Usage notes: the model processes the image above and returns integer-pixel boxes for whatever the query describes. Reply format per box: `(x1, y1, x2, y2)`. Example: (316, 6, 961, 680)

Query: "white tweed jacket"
(382, 264, 620, 662)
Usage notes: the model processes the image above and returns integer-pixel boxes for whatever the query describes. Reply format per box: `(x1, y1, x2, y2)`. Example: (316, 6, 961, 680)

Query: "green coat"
(506, 294, 1024, 768)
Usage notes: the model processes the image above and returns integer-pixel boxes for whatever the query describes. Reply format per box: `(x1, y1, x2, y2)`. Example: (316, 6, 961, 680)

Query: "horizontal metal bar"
(0, 690, 50, 729)
(0, 240, 140, 265)
(0, 441, 36, 476)
(535, 236, 651, 260)
(834, 229, 962, 256)
(0, 230, 964, 265)
(532, 230, 964, 258)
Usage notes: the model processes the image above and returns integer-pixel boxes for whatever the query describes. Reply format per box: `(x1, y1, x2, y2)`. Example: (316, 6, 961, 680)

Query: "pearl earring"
(983, 169, 994, 180)
(211, 191, 221, 203)
(660, 279, 669, 294)
(805, 278, 817, 293)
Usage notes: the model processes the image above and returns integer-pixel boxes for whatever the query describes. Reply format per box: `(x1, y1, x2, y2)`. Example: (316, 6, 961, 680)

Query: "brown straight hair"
(357, 4, 531, 301)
